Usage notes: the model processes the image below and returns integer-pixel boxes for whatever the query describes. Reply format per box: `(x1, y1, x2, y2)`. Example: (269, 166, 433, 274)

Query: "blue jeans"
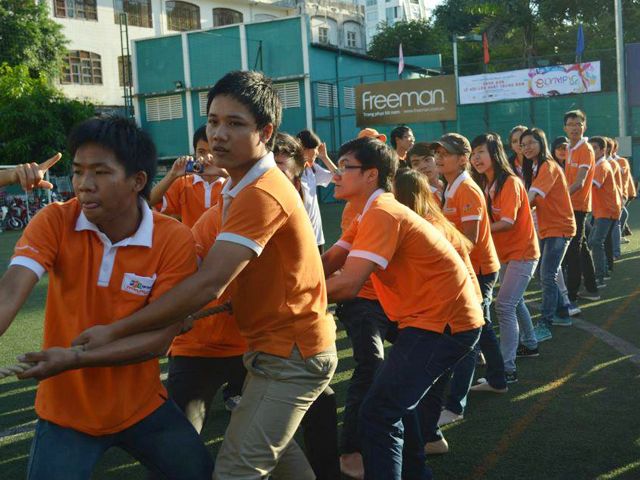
(539, 237, 571, 325)
(359, 326, 481, 480)
(337, 297, 397, 453)
(445, 272, 503, 414)
(588, 218, 615, 281)
(496, 260, 538, 372)
(27, 400, 213, 480)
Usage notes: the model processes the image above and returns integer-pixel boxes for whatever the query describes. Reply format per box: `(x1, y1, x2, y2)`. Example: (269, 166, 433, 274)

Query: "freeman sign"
(355, 76, 457, 126)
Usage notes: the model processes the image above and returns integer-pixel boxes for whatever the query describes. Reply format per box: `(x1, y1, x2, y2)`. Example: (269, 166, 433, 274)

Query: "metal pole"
(614, 0, 627, 137)
(453, 36, 460, 132)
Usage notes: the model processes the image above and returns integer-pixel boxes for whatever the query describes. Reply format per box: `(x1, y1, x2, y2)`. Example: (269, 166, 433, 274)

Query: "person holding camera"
(149, 125, 227, 228)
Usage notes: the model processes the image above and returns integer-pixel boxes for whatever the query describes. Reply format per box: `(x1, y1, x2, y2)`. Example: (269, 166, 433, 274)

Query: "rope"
(0, 303, 233, 380)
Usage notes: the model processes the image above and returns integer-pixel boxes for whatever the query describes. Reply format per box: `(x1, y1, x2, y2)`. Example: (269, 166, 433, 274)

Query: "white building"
(47, 0, 366, 109)
(47, 0, 296, 108)
(361, 0, 429, 46)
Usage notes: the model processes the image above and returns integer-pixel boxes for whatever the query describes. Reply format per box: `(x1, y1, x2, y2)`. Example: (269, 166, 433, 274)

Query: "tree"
(0, 64, 95, 170)
(0, 0, 67, 79)
(367, 20, 450, 60)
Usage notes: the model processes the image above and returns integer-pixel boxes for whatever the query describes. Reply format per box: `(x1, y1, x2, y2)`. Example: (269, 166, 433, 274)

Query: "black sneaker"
(505, 371, 518, 383)
(516, 344, 540, 358)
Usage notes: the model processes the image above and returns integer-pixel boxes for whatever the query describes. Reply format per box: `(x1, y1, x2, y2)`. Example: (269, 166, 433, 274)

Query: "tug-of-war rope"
(0, 303, 232, 380)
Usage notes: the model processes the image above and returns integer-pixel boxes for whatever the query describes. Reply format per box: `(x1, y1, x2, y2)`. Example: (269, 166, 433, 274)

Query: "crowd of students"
(0, 70, 636, 480)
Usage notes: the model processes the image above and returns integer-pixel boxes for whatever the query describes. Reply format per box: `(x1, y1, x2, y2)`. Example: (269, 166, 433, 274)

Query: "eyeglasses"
(335, 159, 369, 176)
(520, 141, 539, 149)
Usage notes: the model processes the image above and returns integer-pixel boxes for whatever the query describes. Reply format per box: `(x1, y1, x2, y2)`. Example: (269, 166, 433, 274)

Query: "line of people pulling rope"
(0, 70, 635, 480)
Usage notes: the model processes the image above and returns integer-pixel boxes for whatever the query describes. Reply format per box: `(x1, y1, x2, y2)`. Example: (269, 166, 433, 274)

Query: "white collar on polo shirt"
(221, 151, 275, 200)
(445, 170, 470, 199)
(75, 197, 154, 248)
(569, 137, 587, 158)
(192, 175, 226, 186)
(595, 157, 605, 167)
(361, 188, 385, 216)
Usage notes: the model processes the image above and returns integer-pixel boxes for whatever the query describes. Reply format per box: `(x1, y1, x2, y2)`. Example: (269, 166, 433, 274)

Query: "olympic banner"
(459, 62, 601, 105)
(355, 76, 457, 126)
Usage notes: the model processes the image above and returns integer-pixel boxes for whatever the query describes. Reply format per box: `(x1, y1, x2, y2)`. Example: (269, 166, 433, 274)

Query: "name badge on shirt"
(121, 273, 157, 297)
(443, 206, 456, 215)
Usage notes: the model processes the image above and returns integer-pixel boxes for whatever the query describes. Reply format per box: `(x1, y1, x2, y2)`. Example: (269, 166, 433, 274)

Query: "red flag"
(483, 32, 490, 65)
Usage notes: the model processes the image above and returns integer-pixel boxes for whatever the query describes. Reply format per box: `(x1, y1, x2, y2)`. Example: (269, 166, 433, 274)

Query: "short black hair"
(589, 136, 606, 151)
(390, 125, 412, 149)
(206, 70, 281, 149)
(296, 129, 322, 149)
(563, 109, 586, 125)
(193, 125, 207, 152)
(273, 132, 305, 178)
(337, 137, 397, 192)
(68, 116, 157, 199)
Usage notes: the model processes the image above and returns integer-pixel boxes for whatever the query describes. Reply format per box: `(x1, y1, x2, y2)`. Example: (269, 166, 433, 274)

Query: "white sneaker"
(469, 378, 508, 393)
(425, 437, 449, 455)
(437, 409, 463, 427)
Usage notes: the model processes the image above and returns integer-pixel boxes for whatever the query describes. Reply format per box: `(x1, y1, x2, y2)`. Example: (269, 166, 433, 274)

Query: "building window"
(386, 6, 398, 22)
(343, 86, 355, 109)
(114, 0, 152, 28)
(61, 50, 102, 85)
(198, 91, 209, 116)
(146, 95, 183, 122)
(118, 55, 132, 87)
(317, 83, 338, 108)
(318, 27, 329, 44)
(346, 31, 357, 48)
(366, 0, 377, 5)
(273, 82, 301, 109)
(212, 8, 243, 27)
(54, 0, 97, 20)
(166, 1, 200, 31)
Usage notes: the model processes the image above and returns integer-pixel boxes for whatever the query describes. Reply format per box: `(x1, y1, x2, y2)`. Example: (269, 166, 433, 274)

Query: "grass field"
(1, 201, 640, 479)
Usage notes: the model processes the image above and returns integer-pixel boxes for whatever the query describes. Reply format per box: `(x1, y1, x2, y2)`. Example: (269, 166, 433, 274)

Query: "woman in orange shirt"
(521, 128, 577, 342)
(470, 133, 540, 383)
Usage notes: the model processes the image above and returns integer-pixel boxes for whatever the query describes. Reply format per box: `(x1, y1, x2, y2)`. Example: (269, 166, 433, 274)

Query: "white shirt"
(301, 163, 333, 246)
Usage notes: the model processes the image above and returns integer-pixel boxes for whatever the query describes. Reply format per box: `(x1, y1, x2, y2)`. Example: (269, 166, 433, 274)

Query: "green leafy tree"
(0, 64, 95, 170)
(367, 19, 450, 60)
(0, 0, 67, 79)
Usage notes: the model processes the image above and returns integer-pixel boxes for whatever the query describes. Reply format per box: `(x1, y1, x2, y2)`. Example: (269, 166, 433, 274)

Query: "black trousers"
(565, 210, 598, 300)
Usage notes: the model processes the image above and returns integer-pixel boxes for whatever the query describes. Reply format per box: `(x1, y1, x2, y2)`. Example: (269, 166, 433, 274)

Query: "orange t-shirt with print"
(168, 205, 248, 358)
(530, 160, 577, 239)
(608, 158, 624, 200)
(10, 199, 197, 436)
(340, 191, 484, 334)
(157, 175, 225, 228)
(340, 202, 377, 300)
(565, 139, 595, 212)
(218, 167, 335, 359)
(592, 159, 622, 220)
(442, 171, 500, 275)
(615, 157, 631, 199)
(487, 176, 540, 263)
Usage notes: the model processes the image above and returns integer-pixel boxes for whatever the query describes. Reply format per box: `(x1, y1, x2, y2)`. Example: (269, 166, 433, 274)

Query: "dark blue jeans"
(338, 297, 398, 453)
(359, 326, 481, 480)
(445, 271, 503, 415)
(27, 400, 213, 480)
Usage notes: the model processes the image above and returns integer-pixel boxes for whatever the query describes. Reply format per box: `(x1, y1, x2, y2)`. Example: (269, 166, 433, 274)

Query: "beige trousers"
(212, 345, 337, 480)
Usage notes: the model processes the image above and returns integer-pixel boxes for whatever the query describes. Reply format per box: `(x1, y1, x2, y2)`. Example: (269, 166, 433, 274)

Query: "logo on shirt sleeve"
(121, 273, 157, 296)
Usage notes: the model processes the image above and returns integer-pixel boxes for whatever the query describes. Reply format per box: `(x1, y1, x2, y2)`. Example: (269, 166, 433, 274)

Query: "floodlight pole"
(614, 0, 627, 137)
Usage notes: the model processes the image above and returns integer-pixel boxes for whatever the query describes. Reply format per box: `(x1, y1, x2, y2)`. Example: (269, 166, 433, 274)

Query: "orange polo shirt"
(425, 214, 482, 303)
(10, 199, 197, 436)
(168, 205, 248, 358)
(442, 171, 500, 275)
(338, 202, 377, 300)
(530, 160, 577, 239)
(158, 175, 225, 228)
(339, 190, 484, 334)
(592, 158, 622, 220)
(615, 156, 631, 199)
(608, 158, 624, 200)
(565, 139, 595, 212)
(487, 176, 540, 263)
(216, 153, 335, 359)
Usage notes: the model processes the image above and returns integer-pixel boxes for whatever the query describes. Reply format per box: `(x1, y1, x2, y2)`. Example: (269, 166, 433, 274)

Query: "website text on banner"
(459, 62, 601, 105)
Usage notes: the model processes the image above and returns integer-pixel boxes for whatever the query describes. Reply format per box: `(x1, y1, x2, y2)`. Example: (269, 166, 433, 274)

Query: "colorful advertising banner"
(355, 76, 457, 126)
(459, 62, 601, 105)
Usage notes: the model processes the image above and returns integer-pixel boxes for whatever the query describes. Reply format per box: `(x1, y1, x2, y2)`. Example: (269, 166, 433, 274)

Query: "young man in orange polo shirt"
(389, 125, 415, 168)
(73, 71, 337, 479)
(149, 125, 227, 228)
(322, 137, 484, 479)
(0, 117, 213, 479)
(562, 110, 599, 302)
(588, 137, 622, 284)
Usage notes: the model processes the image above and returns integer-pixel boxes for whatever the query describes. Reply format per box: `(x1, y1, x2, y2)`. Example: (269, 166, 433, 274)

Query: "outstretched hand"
(16, 347, 78, 381)
(14, 153, 62, 191)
